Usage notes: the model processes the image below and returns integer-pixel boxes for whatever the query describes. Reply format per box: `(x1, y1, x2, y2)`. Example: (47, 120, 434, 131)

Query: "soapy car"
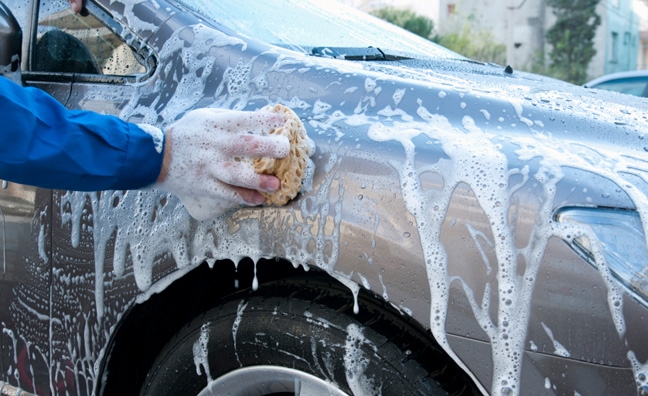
(1, 0, 647, 395)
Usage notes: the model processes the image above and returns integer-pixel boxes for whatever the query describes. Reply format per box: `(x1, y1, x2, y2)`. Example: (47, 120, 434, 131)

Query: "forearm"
(0, 77, 164, 191)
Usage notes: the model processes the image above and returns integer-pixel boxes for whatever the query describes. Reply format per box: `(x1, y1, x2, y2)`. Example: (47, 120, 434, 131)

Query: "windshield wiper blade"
(311, 46, 410, 61)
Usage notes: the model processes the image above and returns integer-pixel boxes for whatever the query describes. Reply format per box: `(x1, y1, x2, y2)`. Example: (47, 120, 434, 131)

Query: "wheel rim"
(197, 365, 350, 396)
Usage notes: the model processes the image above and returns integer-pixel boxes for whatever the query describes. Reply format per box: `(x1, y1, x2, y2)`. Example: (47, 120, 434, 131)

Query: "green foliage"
(370, 7, 434, 39)
(545, 0, 601, 84)
(523, 49, 548, 75)
(371, 7, 505, 64)
(434, 24, 506, 65)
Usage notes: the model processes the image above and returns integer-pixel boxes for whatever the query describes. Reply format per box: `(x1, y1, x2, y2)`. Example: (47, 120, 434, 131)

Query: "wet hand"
(67, 0, 84, 14)
(155, 108, 290, 220)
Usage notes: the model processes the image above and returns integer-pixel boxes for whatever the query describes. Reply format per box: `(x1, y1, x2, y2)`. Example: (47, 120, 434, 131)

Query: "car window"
(590, 77, 648, 98)
(174, 0, 458, 60)
(34, 0, 145, 76)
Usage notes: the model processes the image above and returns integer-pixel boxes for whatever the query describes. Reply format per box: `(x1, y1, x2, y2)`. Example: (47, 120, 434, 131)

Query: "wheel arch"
(97, 257, 304, 395)
(96, 257, 478, 395)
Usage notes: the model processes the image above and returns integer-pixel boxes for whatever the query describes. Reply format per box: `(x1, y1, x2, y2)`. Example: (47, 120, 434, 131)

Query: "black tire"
(140, 276, 475, 396)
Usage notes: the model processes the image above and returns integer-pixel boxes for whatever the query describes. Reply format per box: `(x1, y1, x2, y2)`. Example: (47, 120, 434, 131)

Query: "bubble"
(500, 385, 515, 395)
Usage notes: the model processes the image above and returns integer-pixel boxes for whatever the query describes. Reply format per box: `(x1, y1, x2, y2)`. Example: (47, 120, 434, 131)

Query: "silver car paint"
(1, 0, 648, 395)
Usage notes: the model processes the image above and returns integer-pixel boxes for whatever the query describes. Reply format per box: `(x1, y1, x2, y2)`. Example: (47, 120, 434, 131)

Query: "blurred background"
(337, 0, 648, 85)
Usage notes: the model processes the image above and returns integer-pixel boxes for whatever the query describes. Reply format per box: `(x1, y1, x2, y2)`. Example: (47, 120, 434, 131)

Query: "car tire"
(140, 276, 474, 396)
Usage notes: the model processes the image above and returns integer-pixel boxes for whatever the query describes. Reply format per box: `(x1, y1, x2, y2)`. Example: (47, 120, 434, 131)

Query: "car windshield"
(173, 0, 460, 60)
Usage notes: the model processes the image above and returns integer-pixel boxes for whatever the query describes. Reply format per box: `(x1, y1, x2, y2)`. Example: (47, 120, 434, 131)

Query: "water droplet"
(403, 232, 411, 238)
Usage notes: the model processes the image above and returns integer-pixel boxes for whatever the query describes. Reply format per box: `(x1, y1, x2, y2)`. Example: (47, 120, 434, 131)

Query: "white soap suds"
(154, 108, 290, 221)
(333, 272, 361, 314)
(343, 324, 381, 396)
(529, 340, 538, 351)
(627, 351, 648, 393)
(136, 124, 164, 154)
(509, 100, 534, 127)
(0, 205, 5, 273)
(193, 323, 212, 381)
(8, 11, 647, 396)
(480, 109, 491, 121)
(392, 88, 406, 106)
(364, 78, 377, 93)
(541, 322, 570, 357)
(232, 300, 248, 367)
(357, 272, 371, 289)
(38, 223, 48, 264)
(365, 93, 648, 395)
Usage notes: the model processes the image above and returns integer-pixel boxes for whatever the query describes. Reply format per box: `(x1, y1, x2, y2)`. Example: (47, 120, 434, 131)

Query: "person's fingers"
(67, 0, 83, 13)
(184, 196, 240, 220)
(212, 110, 285, 134)
(218, 134, 290, 158)
(204, 107, 229, 113)
(214, 162, 281, 192)
(231, 186, 266, 205)
(257, 174, 281, 192)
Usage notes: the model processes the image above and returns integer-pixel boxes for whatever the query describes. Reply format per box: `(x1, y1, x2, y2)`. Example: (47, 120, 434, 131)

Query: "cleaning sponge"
(253, 104, 311, 205)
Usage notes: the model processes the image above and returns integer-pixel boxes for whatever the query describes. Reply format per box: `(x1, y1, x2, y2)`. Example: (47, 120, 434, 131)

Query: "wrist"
(157, 128, 172, 183)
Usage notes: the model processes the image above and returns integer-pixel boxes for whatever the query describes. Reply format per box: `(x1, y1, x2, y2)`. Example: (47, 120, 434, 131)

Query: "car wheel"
(140, 277, 473, 396)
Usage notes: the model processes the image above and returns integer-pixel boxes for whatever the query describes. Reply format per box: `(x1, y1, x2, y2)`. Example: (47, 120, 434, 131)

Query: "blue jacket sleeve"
(0, 77, 164, 191)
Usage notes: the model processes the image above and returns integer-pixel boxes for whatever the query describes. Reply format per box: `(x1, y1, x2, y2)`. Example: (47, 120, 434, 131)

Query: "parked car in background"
(1, 0, 648, 395)
(585, 70, 648, 98)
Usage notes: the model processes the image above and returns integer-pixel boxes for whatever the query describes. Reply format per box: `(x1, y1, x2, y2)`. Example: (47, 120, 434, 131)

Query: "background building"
(638, 0, 648, 69)
(338, 0, 644, 79)
(594, 0, 640, 75)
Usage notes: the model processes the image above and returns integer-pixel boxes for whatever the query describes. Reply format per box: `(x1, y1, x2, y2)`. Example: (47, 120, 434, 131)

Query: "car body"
(1, 0, 648, 395)
(585, 70, 648, 98)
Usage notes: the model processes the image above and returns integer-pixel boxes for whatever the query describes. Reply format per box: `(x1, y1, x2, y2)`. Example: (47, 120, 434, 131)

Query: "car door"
(0, 0, 53, 392)
(0, 0, 153, 393)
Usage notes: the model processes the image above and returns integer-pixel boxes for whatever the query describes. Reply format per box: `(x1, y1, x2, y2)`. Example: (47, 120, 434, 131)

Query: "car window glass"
(35, 0, 145, 75)
(175, 0, 458, 60)
(591, 77, 648, 97)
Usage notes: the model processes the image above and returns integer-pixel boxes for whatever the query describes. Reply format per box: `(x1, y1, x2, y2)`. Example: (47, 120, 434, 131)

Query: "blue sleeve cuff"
(114, 123, 165, 190)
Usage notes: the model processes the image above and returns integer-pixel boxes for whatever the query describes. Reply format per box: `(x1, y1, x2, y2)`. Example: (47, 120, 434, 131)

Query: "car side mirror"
(0, 1, 21, 79)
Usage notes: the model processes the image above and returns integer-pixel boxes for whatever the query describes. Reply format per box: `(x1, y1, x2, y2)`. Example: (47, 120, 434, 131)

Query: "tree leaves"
(545, 0, 601, 85)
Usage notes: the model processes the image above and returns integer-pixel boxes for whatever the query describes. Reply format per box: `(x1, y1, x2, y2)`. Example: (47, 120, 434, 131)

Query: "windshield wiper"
(311, 46, 410, 61)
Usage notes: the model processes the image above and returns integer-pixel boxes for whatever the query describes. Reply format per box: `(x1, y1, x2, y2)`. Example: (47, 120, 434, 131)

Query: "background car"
(584, 70, 648, 98)
(1, 0, 648, 395)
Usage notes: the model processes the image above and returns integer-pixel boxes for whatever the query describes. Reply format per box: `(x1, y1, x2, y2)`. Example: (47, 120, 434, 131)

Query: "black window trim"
(25, 0, 156, 85)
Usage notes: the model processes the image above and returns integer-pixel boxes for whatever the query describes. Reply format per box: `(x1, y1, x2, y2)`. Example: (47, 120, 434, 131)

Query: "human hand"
(67, 0, 84, 14)
(155, 108, 290, 220)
